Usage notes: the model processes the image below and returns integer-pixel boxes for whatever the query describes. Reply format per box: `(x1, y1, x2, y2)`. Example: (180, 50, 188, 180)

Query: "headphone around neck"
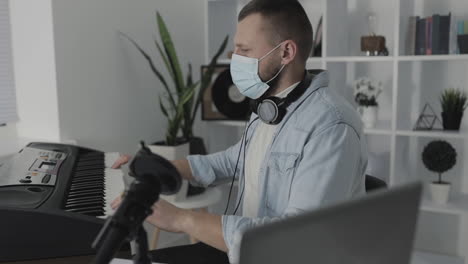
(250, 71, 314, 125)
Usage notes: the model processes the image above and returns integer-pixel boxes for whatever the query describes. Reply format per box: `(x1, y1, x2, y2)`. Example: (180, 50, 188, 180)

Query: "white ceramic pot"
(361, 106, 378, 129)
(429, 182, 451, 204)
(148, 142, 189, 203)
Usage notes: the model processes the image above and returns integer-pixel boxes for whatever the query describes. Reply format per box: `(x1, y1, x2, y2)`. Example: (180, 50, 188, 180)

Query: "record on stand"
(201, 65, 250, 121)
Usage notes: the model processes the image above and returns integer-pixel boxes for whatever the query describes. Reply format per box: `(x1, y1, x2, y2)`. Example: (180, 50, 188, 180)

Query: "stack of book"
(407, 13, 452, 55)
(458, 20, 468, 35)
(458, 21, 468, 54)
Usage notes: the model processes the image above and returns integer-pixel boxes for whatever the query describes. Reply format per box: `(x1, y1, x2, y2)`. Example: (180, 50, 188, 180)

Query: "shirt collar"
(274, 81, 301, 98)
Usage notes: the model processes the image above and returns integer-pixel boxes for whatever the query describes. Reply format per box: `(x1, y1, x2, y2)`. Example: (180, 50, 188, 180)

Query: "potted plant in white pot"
(422, 140, 457, 204)
(440, 88, 467, 130)
(121, 12, 228, 201)
(354, 77, 383, 129)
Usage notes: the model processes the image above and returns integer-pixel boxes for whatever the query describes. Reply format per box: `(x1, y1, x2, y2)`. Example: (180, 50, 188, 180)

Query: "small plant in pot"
(440, 88, 467, 130)
(422, 140, 457, 204)
(354, 77, 383, 129)
(121, 12, 228, 200)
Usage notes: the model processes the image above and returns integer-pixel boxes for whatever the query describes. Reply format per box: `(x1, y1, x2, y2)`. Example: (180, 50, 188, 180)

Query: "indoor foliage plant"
(121, 12, 228, 199)
(354, 77, 383, 128)
(422, 140, 457, 204)
(440, 88, 467, 130)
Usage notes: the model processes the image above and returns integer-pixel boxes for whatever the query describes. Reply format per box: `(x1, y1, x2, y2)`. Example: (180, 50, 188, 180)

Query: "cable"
(223, 117, 259, 215)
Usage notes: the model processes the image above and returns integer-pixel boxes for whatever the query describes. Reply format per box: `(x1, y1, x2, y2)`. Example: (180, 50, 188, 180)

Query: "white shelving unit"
(205, 0, 468, 261)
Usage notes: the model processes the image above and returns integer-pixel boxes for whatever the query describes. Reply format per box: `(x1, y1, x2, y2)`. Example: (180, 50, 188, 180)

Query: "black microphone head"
(129, 141, 182, 195)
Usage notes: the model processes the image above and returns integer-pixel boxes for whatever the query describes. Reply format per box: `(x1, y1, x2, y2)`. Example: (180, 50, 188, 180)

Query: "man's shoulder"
(292, 86, 363, 136)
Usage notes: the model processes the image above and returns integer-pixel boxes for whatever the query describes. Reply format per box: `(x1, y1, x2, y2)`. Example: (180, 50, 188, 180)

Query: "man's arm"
(171, 159, 195, 181)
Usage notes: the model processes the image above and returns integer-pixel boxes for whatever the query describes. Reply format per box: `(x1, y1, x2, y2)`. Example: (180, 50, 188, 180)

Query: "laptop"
(240, 182, 422, 264)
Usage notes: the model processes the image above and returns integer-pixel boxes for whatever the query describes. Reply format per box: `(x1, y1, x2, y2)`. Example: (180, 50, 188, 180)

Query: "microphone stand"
(92, 180, 159, 264)
(132, 226, 152, 264)
(92, 141, 181, 264)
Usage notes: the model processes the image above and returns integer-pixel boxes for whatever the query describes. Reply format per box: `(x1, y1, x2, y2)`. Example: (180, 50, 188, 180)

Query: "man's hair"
(238, 0, 313, 64)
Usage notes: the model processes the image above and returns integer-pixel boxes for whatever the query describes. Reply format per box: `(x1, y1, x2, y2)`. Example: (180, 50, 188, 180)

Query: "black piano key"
(74, 170, 104, 176)
(65, 201, 104, 209)
(70, 182, 104, 188)
(75, 166, 104, 173)
(76, 164, 104, 171)
(77, 160, 104, 166)
(66, 197, 104, 206)
(71, 177, 104, 183)
(79, 152, 104, 158)
(66, 196, 106, 205)
(69, 187, 104, 194)
(67, 190, 105, 198)
(70, 183, 104, 190)
(67, 206, 104, 213)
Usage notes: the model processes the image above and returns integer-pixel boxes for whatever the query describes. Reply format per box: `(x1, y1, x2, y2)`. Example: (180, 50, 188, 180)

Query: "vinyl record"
(211, 68, 250, 119)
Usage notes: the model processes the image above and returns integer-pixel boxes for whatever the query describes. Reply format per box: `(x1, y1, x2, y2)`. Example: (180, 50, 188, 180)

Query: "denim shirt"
(187, 70, 368, 263)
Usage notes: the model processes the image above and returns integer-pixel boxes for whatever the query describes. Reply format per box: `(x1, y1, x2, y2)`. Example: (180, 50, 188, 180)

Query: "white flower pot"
(360, 106, 378, 129)
(429, 182, 451, 204)
(148, 142, 189, 203)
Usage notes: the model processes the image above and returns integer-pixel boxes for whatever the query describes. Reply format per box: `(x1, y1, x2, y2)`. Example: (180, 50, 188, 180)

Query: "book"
(415, 17, 426, 55)
(407, 16, 417, 55)
(438, 13, 451, 54)
(432, 14, 440, 54)
(458, 21, 465, 35)
(426, 16, 432, 55)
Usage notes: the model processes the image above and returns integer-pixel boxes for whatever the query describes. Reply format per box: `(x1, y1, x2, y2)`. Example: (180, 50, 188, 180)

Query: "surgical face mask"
(230, 42, 286, 99)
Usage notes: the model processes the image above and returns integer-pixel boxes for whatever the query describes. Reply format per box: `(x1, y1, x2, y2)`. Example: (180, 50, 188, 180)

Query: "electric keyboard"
(0, 142, 127, 261)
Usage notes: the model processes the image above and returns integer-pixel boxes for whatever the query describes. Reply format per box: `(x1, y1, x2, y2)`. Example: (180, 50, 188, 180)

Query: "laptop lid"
(240, 182, 422, 264)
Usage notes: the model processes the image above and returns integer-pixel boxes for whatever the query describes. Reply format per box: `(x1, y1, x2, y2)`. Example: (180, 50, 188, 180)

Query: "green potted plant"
(422, 140, 457, 204)
(121, 12, 227, 201)
(440, 88, 467, 130)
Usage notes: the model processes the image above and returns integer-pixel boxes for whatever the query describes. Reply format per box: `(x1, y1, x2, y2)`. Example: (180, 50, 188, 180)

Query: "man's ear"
(281, 40, 297, 65)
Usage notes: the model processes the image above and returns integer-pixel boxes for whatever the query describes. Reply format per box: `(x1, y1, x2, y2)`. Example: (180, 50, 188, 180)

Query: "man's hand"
(147, 199, 190, 233)
(110, 196, 190, 234)
(111, 154, 131, 169)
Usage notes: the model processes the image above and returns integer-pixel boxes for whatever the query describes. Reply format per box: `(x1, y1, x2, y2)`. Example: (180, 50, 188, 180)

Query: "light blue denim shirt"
(187, 70, 368, 263)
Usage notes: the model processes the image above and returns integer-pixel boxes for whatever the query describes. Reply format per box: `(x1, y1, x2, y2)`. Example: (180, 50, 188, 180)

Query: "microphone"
(92, 141, 182, 264)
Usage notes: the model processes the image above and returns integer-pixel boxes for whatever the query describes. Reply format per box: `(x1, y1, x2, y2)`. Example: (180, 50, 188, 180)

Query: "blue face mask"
(230, 42, 286, 99)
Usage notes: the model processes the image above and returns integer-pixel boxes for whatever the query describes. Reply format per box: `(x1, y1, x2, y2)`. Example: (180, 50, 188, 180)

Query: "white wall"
(8, 0, 61, 141)
(51, 0, 206, 154)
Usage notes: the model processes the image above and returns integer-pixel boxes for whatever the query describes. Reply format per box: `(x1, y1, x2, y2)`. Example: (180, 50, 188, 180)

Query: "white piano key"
(102, 168, 126, 218)
(104, 152, 121, 168)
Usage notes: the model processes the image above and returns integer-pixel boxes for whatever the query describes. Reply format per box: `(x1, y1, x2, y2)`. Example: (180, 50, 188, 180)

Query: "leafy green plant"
(440, 88, 467, 114)
(422, 140, 457, 184)
(121, 12, 228, 145)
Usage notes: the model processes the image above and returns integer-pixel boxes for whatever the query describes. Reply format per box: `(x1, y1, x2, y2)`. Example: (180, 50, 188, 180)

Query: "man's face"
(234, 13, 282, 82)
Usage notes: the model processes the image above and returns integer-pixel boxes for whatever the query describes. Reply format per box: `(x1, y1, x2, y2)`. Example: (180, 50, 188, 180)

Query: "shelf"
(217, 58, 231, 64)
(209, 120, 247, 127)
(325, 56, 394, 62)
(217, 55, 468, 65)
(398, 55, 468, 62)
(421, 193, 468, 215)
(411, 250, 464, 264)
(396, 130, 467, 139)
(364, 128, 393, 136)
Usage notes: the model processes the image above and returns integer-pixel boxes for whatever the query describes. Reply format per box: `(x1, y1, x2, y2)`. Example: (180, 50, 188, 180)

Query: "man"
(113, 0, 367, 263)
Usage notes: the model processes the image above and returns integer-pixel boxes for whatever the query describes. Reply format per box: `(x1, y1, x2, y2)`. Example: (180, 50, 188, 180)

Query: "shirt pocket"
(265, 152, 299, 216)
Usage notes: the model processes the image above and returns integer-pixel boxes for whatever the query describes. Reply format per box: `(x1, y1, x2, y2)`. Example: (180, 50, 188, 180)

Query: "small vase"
(360, 106, 378, 129)
(429, 181, 451, 204)
(442, 111, 463, 130)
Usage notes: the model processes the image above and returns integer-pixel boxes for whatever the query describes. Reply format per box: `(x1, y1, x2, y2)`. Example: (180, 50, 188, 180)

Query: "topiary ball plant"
(422, 140, 457, 184)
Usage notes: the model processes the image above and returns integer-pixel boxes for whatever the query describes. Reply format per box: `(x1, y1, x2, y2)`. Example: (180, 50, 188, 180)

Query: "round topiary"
(422, 140, 457, 183)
